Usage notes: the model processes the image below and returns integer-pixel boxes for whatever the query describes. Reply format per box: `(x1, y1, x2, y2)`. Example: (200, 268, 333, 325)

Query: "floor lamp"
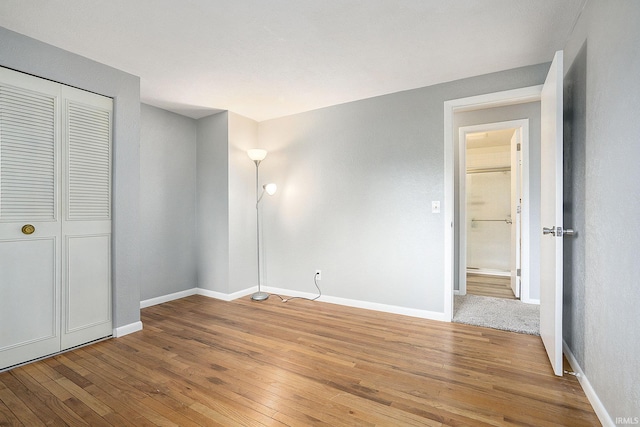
(247, 149, 277, 301)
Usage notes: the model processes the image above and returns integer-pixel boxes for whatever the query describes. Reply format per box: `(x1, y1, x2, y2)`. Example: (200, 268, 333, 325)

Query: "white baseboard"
(563, 340, 614, 427)
(140, 287, 256, 307)
(140, 288, 198, 308)
(113, 321, 143, 338)
(138, 286, 447, 323)
(262, 286, 448, 321)
(196, 287, 255, 301)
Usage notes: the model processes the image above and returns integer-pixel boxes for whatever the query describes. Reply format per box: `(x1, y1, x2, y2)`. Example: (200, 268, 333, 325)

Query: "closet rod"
(466, 167, 510, 174)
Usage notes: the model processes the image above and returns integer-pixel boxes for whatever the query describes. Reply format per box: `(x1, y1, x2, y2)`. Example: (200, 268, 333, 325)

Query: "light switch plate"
(432, 201, 440, 213)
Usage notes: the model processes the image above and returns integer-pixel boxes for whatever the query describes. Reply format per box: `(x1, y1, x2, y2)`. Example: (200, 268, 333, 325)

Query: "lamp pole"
(251, 156, 269, 301)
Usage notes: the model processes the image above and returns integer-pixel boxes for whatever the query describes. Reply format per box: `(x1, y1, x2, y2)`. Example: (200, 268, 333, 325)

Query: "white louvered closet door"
(61, 86, 112, 350)
(0, 68, 62, 369)
(0, 67, 112, 370)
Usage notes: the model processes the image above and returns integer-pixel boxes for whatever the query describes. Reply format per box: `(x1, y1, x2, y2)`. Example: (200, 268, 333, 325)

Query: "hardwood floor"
(0, 295, 598, 426)
(467, 273, 516, 299)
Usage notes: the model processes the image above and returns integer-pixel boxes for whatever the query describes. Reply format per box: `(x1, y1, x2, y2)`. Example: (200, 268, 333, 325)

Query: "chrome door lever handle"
(543, 226, 576, 237)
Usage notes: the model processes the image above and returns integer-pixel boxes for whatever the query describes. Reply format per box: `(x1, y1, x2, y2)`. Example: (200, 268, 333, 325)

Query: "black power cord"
(271, 272, 322, 303)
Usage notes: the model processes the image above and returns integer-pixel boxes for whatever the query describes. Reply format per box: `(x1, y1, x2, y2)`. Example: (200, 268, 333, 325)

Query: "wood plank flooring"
(0, 295, 598, 426)
(467, 273, 516, 299)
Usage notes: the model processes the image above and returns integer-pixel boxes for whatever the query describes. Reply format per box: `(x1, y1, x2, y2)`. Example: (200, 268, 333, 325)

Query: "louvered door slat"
(2, 127, 55, 141)
(1, 145, 53, 156)
(3, 158, 55, 168)
(69, 154, 110, 166)
(69, 116, 109, 129)
(0, 85, 56, 221)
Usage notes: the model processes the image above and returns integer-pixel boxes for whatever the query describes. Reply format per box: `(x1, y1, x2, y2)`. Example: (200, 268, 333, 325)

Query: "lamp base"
(251, 291, 270, 301)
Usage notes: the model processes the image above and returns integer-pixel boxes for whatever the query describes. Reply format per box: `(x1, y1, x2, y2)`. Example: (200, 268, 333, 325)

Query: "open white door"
(510, 129, 522, 298)
(540, 51, 565, 376)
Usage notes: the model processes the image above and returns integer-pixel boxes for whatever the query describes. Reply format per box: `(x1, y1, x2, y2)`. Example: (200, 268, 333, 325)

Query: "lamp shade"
(263, 183, 277, 195)
(247, 149, 267, 161)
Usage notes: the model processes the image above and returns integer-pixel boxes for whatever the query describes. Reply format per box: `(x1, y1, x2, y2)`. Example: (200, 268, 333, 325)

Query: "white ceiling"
(0, 0, 585, 121)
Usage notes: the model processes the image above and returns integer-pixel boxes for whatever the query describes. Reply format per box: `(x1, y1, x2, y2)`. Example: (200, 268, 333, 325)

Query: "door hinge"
(517, 268, 521, 277)
(517, 143, 521, 151)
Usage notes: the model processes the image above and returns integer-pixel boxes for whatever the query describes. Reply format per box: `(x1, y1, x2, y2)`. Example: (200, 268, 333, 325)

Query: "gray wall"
(0, 26, 141, 329)
(140, 104, 197, 300)
(563, 41, 586, 382)
(258, 63, 549, 313)
(563, 0, 640, 420)
(196, 112, 260, 295)
(196, 112, 230, 293)
(228, 113, 260, 294)
(454, 102, 541, 301)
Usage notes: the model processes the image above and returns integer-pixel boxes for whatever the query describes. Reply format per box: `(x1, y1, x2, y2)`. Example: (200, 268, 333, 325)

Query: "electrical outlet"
(315, 270, 322, 280)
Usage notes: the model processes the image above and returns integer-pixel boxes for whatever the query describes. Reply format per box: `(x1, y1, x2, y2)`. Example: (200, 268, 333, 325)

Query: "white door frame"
(443, 86, 542, 321)
(458, 119, 529, 298)
(510, 127, 523, 299)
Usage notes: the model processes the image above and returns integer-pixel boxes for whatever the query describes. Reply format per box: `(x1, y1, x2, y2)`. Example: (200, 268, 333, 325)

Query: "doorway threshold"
(453, 294, 539, 335)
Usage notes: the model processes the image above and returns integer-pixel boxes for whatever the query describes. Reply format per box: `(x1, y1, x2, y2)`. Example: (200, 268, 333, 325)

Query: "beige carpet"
(453, 294, 540, 335)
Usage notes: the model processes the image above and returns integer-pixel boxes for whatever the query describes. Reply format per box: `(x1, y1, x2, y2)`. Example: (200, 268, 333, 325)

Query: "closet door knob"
(21, 224, 35, 235)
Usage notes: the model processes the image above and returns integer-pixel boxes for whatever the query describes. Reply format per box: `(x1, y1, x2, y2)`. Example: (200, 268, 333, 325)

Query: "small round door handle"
(21, 224, 35, 235)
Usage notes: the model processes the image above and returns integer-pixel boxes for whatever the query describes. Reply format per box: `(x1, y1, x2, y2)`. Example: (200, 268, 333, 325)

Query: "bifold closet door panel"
(0, 68, 62, 369)
(0, 239, 61, 368)
(61, 85, 113, 350)
(62, 234, 111, 349)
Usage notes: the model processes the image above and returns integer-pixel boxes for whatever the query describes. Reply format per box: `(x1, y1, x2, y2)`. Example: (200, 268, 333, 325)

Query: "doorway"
(443, 86, 542, 322)
(444, 52, 563, 375)
(459, 121, 528, 301)
(452, 119, 538, 336)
